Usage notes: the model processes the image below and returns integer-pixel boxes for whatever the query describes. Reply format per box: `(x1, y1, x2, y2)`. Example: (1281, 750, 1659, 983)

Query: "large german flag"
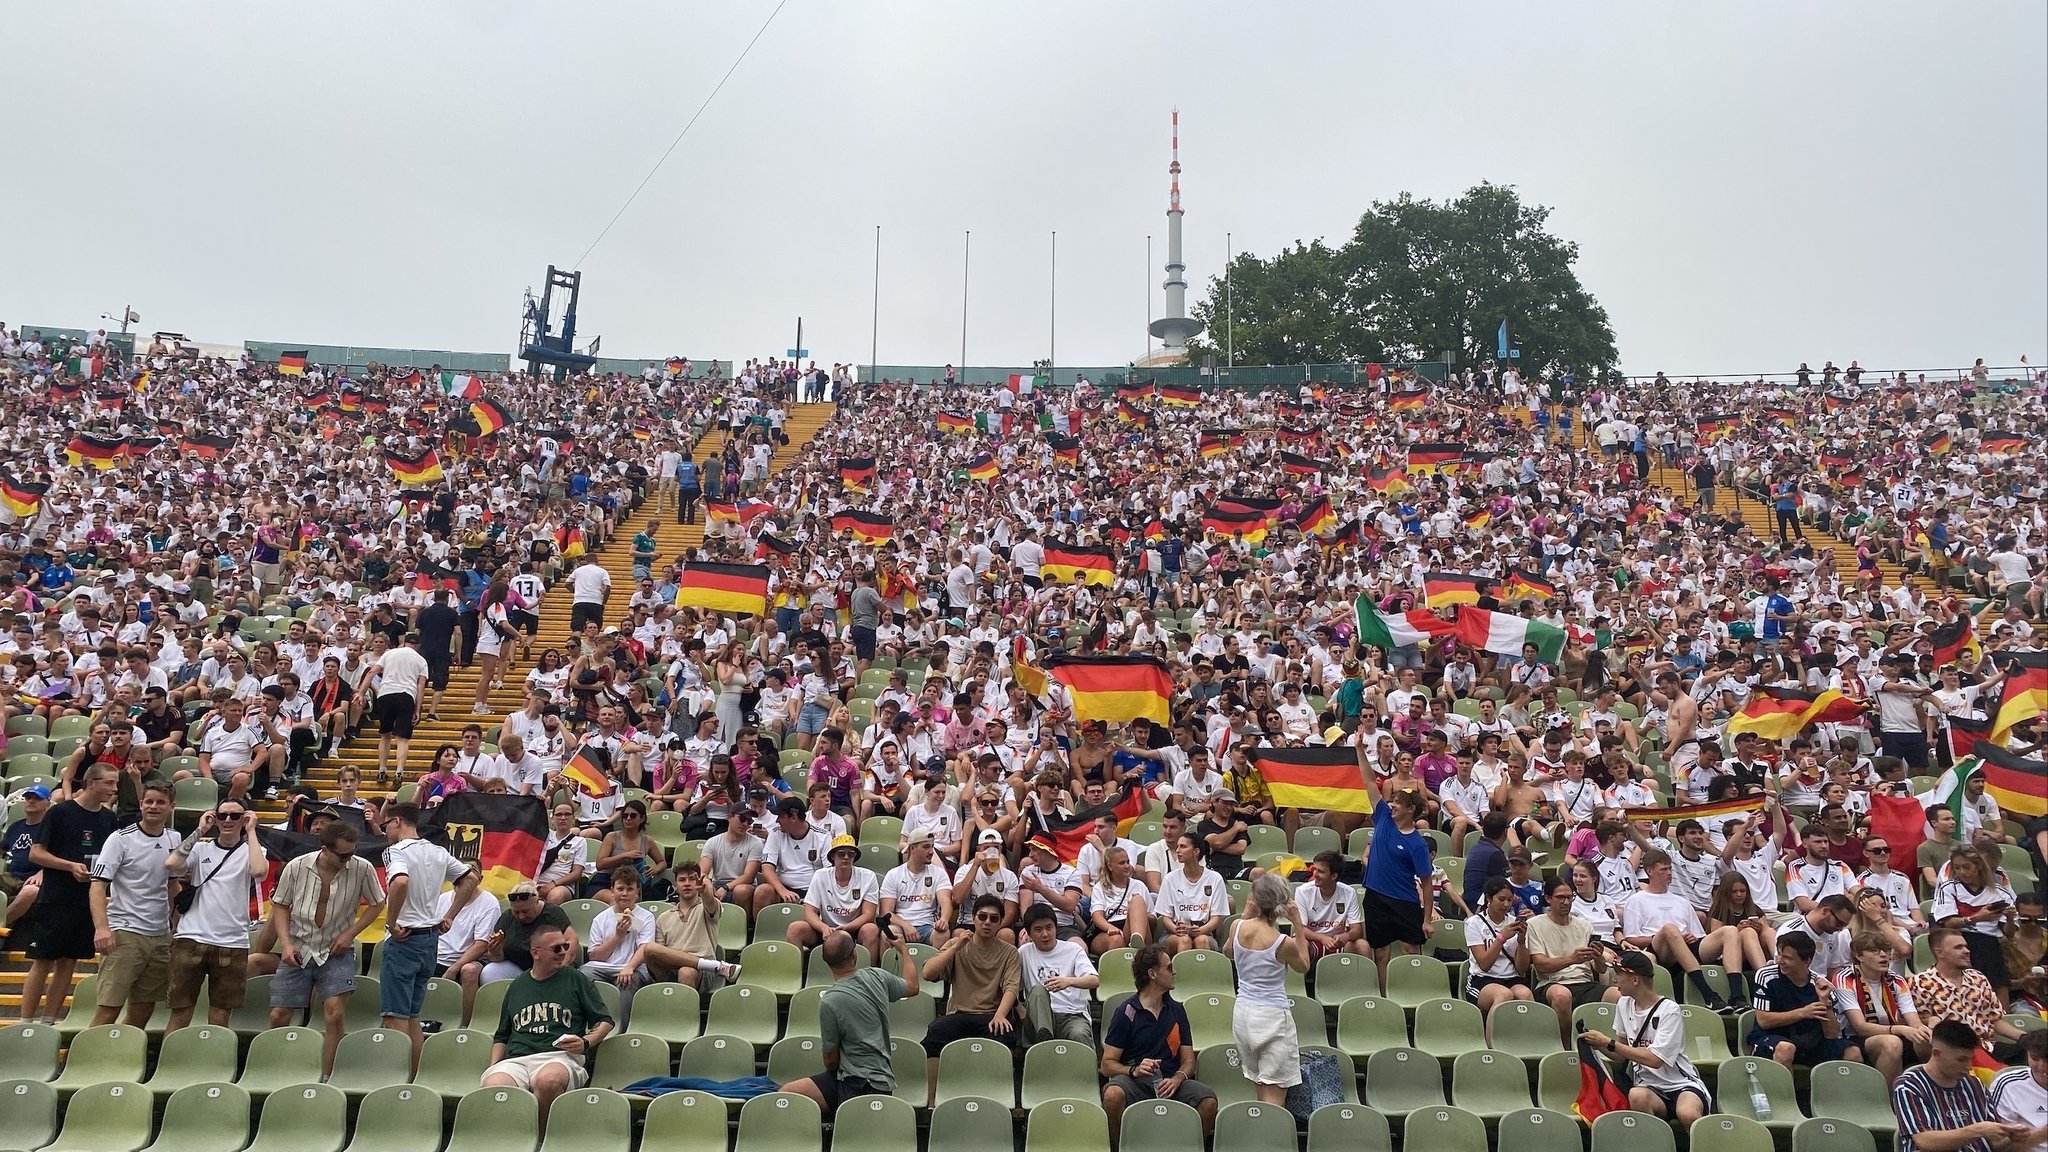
(1946, 714, 1994, 764)
(337, 388, 364, 414)
(675, 562, 770, 617)
(1, 476, 48, 518)
(1159, 384, 1201, 408)
(385, 448, 444, 485)
(277, 350, 308, 376)
(1620, 794, 1768, 827)
(1819, 450, 1854, 471)
(966, 453, 1000, 482)
(839, 456, 877, 491)
(936, 410, 973, 435)
(1367, 465, 1409, 494)
(1696, 414, 1740, 442)
(1198, 430, 1233, 459)
(66, 433, 126, 469)
(469, 398, 511, 437)
(1388, 388, 1427, 412)
(1045, 655, 1174, 725)
(1927, 616, 1981, 667)
(179, 432, 237, 459)
(1047, 434, 1081, 466)
(1501, 567, 1559, 601)
(1990, 650, 2048, 740)
(1406, 443, 1464, 474)
(1422, 571, 1490, 609)
(48, 380, 83, 404)
(1279, 451, 1325, 477)
(1252, 746, 1371, 814)
(1201, 507, 1269, 543)
(1115, 399, 1151, 427)
(1036, 790, 1152, 863)
(1725, 686, 1863, 741)
(1276, 427, 1319, 447)
(1970, 740, 2048, 818)
(419, 792, 549, 897)
(1981, 433, 2025, 456)
(755, 533, 795, 564)
(1041, 543, 1117, 588)
(830, 509, 895, 545)
(1294, 497, 1336, 536)
(1116, 382, 1153, 403)
(1923, 431, 1952, 456)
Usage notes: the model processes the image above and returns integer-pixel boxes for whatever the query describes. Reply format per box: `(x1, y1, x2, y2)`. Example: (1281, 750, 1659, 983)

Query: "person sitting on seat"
(1100, 944, 1218, 1148)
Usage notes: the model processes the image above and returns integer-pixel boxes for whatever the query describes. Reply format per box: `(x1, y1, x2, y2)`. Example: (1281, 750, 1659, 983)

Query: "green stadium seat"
(4, 735, 51, 761)
(589, 1033, 671, 1093)
(626, 983, 703, 1050)
(1715, 1056, 1806, 1134)
(1590, 1109, 1679, 1152)
(804, 945, 872, 987)
(858, 816, 902, 847)
(1410, 998, 1484, 1059)
(735, 942, 803, 998)
(706, 985, 782, 1049)
(1382, 955, 1453, 1010)
(1172, 949, 1234, 995)
(830, 1094, 915, 1152)
(1533, 1050, 1583, 1117)
(933, 1038, 1014, 1109)
(1020, 1039, 1097, 1111)
(562, 900, 607, 940)
(1791, 1118, 1878, 1152)
(1689, 1115, 1777, 1152)
(887, 993, 935, 1041)
(4, 715, 48, 737)
(342, 978, 384, 1033)
(1807, 1060, 1896, 1142)
(144, 1025, 239, 1097)
(538, 1088, 632, 1152)
(764, 1037, 825, 1085)
(1192, 1045, 1255, 1108)
(413, 1029, 493, 1099)
(50, 1025, 147, 1096)
(1183, 992, 1235, 1050)
(326, 1029, 412, 1099)
(0, 1079, 59, 1152)
(444, 1086, 539, 1152)
(1572, 1001, 1616, 1036)
(1244, 824, 1288, 859)
(0, 1025, 60, 1083)
(419, 978, 465, 1030)
(1399, 1106, 1487, 1152)
(230, 977, 280, 1037)
(469, 981, 511, 1034)
(1023, 1099, 1108, 1152)
(141, 1082, 249, 1152)
(753, 904, 806, 947)
(340, 1085, 442, 1152)
(236, 1028, 324, 1098)
(1487, 999, 1565, 1061)
(1306, 1102, 1391, 1152)
(781, 986, 824, 1039)
(1335, 996, 1407, 1058)
(49, 716, 93, 741)
(928, 1097, 1013, 1152)
(243, 1082, 347, 1152)
(1677, 1004, 1734, 1074)
(1095, 948, 1138, 1002)
(1449, 1051, 1532, 1119)
(1288, 994, 1329, 1046)
(1497, 1108, 1584, 1152)
(43, 1080, 153, 1152)
(1119, 1098, 1203, 1152)
(736, 1092, 820, 1152)
(1129, 821, 1164, 846)
(1312, 953, 1377, 1007)
(1292, 827, 1340, 858)
(677, 1035, 757, 1086)
(890, 943, 942, 999)
(640, 1091, 729, 1152)
(1361, 1048, 1444, 1115)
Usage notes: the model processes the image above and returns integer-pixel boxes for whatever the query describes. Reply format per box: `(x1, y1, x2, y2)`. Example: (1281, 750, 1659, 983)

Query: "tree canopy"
(1183, 183, 1616, 376)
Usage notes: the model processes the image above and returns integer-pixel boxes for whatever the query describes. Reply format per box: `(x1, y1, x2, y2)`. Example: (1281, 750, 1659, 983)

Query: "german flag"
(1696, 414, 1740, 442)
(418, 792, 549, 897)
(1422, 571, 1490, 609)
(755, 533, 795, 564)
(1406, 443, 1464, 474)
(1324, 520, 1364, 550)
(556, 526, 585, 558)
(631, 423, 653, 442)
(1036, 791, 1150, 864)
(1045, 654, 1173, 725)
(1981, 433, 2025, 456)
(97, 389, 129, 411)
(1990, 650, 2048, 740)
(337, 388, 364, 414)
(277, 350, 308, 376)
(1388, 388, 1427, 412)
(830, 509, 895, 545)
(362, 394, 391, 415)
(1253, 746, 1371, 814)
(179, 432, 237, 459)
(1279, 451, 1325, 477)
(1726, 686, 1863, 741)
(298, 387, 332, 411)
(1923, 431, 1952, 456)
(122, 436, 164, 458)
(48, 380, 83, 404)
(1763, 406, 1799, 424)
(469, 398, 511, 438)
(966, 453, 1000, 482)
(675, 562, 770, 617)
(1276, 427, 1319, 447)
(390, 367, 423, 386)
(1048, 434, 1081, 466)
(1198, 430, 1233, 459)
(705, 500, 741, 524)
(839, 456, 877, 491)
(1619, 794, 1768, 826)
(1464, 508, 1492, 531)
(1823, 394, 1847, 411)
(1501, 567, 1559, 601)
(65, 433, 126, 469)
(732, 499, 775, 524)
(1116, 382, 1153, 403)
(1115, 399, 1150, 426)
(1294, 497, 1336, 535)
(1201, 506, 1269, 543)
(1970, 740, 2048, 818)
(1159, 384, 1201, 408)
(1, 476, 48, 518)
(1946, 714, 1993, 764)
(1367, 465, 1409, 494)
(665, 357, 687, 377)
(936, 410, 973, 435)
(1142, 518, 1167, 542)
(1217, 496, 1284, 515)
(1041, 543, 1117, 588)
(1927, 616, 1981, 667)
(384, 448, 445, 485)
(1819, 450, 1854, 471)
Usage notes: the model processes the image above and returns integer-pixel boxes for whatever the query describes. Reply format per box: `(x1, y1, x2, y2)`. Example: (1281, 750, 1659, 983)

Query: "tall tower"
(1148, 109, 1203, 354)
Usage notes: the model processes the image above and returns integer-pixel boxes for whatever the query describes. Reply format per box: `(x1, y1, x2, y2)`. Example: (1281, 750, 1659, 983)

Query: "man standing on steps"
(653, 444, 680, 514)
(508, 563, 545, 665)
(569, 555, 612, 635)
(88, 779, 179, 1027)
(15, 764, 120, 1025)
(413, 589, 459, 723)
(674, 453, 700, 525)
(364, 632, 430, 787)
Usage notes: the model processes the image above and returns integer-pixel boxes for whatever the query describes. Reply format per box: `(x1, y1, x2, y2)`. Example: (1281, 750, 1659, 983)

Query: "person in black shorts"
(414, 591, 459, 720)
(1747, 932, 1860, 1070)
(779, 927, 922, 1116)
(1101, 945, 1219, 1143)
(15, 764, 120, 1024)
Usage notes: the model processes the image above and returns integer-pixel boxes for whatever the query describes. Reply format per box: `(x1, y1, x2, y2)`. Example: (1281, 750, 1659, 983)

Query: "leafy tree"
(1183, 183, 1616, 376)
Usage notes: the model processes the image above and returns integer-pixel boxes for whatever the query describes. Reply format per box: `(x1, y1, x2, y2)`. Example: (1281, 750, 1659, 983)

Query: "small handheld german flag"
(1501, 566, 1559, 601)
(839, 456, 877, 491)
(469, 398, 511, 438)
(1367, 465, 1409, 494)
(1422, 571, 1490, 609)
(1047, 434, 1081, 466)
(1406, 443, 1465, 475)
(829, 509, 895, 545)
(1388, 388, 1427, 412)
(277, 350, 309, 376)
(1201, 506, 1269, 543)
(1294, 497, 1336, 536)
(966, 453, 1000, 482)
(1158, 383, 1201, 408)
(936, 410, 973, 435)
(1, 476, 48, 518)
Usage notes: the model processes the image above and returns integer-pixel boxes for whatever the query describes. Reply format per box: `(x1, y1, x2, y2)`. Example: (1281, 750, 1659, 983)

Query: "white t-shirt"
(1156, 866, 1231, 927)
(571, 563, 611, 606)
(376, 646, 431, 699)
(1017, 937, 1094, 1015)
(383, 837, 474, 929)
(902, 803, 962, 849)
(1620, 889, 1703, 940)
(200, 721, 265, 773)
(802, 867, 879, 928)
(1610, 994, 1705, 1094)
(584, 904, 657, 977)
(1292, 882, 1362, 939)
(764, 826, 832, 894)
(880, 861, 951, 930)
(537, 833, 590, 887)
(434, 888, 503, 966)
(175, 837, 266, 947)
(91, 823, 180, 935)
(1464, 912, 1524, 983)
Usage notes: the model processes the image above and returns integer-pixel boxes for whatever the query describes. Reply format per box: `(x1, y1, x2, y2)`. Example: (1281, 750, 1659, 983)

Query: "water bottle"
(1746, 1066, 1772, 1121)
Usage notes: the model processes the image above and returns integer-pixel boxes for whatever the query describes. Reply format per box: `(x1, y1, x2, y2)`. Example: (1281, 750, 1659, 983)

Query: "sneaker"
(1702, 993, 1733, 1014)
(470, 704, 491, 715)
(260, 787, 279, 800)
(720, 963, 742, 983)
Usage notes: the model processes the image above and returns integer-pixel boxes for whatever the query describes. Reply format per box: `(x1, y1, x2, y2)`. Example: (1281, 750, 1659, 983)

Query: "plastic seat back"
(0, 1079, 58, 1152)
(677, 1034, 757, 1083)
(829, 1094, 916, 1152)
(51, 1024, 148, 1094)
(589, 1032, 672, 1093)
(413, 1029, 493, 1099)
(145, 1025, 241, 1096)
(1497, 1107, 1583, 1152)
(706, 984, 782, 1048)
(735, 1092, 821, 1152)
(1591, 1109, 1679, 1152)
(236, 1028, 324, 1097)
(933, 1037, 1015, 1108)
(629, 983, 703, 1048)
(1305, 1102, 1392, 1152)
(46, 1080, 152, 1152)
(0, 1025, 60, 1084)
(1791, 1118, 1879, 1152)
(341, 1084, 444, 1152)
(1400, 1105, 1488, 1152)
(1119, 1098, 1202, 1152)
(1362, 1047, 1445, 1114)
(1022, 1098, 1108, 1152)
(1690, 1114, 1778, 1152)
(538, 1088, 632, 1152)
(1019, 1039, 1096, 1111)
(326, 1029, 413, 1098)
(1214, 1101, 1296, 1152)
(245, 1082, 347, 1152)
(146, 1082, 251, 1152)
(928, 1097, 1013, 1152)
(444, 1086, 538, 1152)
(641, 1090, 729, 1152)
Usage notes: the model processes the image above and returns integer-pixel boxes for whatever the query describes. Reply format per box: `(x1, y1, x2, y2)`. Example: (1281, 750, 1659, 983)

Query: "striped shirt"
(1891, 1067, 1996, 1152)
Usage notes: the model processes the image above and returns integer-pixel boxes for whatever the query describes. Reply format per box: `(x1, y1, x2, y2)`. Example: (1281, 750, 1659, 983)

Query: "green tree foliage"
(1184, 183, 1616, 376)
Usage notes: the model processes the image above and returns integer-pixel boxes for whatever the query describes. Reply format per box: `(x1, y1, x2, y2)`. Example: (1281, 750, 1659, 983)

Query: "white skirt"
(1231, 1003, 1301, 1088)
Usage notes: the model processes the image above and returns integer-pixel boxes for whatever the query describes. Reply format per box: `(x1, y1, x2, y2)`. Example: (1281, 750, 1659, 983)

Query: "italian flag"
(439, 372, 482, 400)
(1007, 373, 1042, 392)
(976, 411, 1010, 435)
(1452, 606, 1568, 662)
(70, 353, 102, 379)
(1922, 757, 1979, 823)
(1354, 597, 1455, 650)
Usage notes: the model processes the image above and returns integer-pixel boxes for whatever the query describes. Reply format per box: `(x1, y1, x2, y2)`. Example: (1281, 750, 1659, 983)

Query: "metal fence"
(859, 361, 1449, 389)
(244, 341, 511, 373)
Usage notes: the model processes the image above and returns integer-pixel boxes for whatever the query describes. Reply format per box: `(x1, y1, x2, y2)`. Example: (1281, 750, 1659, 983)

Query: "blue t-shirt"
(1761, 593, 1792, 640)
(1102, 992, 1195, 1078)
(4, 817, 41, 878)
(1362, 801, 1432, 904)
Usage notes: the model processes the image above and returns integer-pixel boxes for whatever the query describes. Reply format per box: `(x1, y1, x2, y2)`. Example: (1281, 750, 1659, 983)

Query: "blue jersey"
(1362, 801, 1432, 904)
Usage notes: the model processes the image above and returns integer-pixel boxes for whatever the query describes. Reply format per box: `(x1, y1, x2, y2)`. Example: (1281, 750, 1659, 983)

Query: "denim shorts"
(377, 929, 439, 1019)
(272, 953, 358, 1009)
(797, 702, 830, 735)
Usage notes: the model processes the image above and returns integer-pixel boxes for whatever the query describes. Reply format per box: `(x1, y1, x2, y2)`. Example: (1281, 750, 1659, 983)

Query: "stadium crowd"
(2, 321, 2046, 1151)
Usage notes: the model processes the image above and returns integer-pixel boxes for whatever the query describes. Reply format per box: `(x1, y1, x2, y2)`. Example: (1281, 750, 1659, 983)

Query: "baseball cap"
(774, 798, 806, 819)
(22, 784, 51, 800)
(904, 828, 935, 846)
(1615, 949, 1656, 979)
(977, 829, 1003, 845)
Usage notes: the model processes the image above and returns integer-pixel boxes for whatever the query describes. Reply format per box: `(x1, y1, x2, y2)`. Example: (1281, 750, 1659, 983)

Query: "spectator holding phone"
(482, 921, 614, 1127)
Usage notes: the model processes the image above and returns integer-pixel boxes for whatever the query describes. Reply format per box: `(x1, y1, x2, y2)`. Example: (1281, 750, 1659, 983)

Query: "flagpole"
(1146, 234, 1153, 363)
(1226, 231, 1234, 370)
(960, 230, 971, 382)
(1049, 230, 1057, 383)
(869, 225, 880, 378)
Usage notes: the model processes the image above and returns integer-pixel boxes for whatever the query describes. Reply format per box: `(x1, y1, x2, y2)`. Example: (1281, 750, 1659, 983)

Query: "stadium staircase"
(0, 402, 837, 1016)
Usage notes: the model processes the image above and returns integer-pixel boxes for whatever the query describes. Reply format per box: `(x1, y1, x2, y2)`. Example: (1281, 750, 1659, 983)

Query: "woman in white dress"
(1226, 874, 1311, 1105)
(471, 579, 514, 715)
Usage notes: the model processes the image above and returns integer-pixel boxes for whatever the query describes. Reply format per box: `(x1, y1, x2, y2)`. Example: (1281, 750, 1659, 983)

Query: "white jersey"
(1292, 882, 1361, 938)
(879, 861, 951, 930)
(803, 867, 879, 928)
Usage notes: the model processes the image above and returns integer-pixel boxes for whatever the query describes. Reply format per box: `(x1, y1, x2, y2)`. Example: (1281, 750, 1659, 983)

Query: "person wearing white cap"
(948, 828, 1020, 944)
(881, 828, 953, 944)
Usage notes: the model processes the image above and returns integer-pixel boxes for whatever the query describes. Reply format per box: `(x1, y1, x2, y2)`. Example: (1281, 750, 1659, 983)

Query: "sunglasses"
(217, 812, 247, 821)
(542, 942, 575, 954)
(1865, 847, 1890, 855)
(973, 912, 1002, 923)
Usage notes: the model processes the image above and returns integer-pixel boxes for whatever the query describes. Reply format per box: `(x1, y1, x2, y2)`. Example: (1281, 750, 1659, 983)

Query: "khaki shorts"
(169, 940, 250, 1012)
(97, 931, 173, 1007)
(483, 1051, 590, 1091)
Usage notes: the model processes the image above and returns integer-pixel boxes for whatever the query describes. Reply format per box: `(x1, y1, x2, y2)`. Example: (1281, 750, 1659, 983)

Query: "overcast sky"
(4, 2, 2043, 377)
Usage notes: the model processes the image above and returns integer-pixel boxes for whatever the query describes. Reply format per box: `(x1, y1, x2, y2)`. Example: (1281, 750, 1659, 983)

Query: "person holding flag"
(1577, 949, 1712, 1126)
